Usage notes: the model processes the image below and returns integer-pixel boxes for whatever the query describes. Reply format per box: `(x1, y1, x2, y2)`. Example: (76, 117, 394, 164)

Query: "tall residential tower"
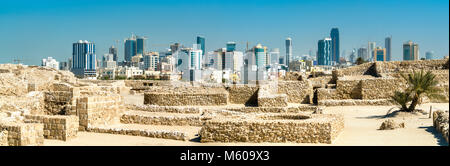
(330, 28, 340, 64)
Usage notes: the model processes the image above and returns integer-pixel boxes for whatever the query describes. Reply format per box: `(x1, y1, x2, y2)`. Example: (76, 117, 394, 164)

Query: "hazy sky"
(0, 0, 448, 65)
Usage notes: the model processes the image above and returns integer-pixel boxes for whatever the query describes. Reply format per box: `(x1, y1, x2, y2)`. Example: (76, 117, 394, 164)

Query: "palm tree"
(391, 91, 411, 111)
(355, 57, 366, 65)
(398, 70, 445, 112)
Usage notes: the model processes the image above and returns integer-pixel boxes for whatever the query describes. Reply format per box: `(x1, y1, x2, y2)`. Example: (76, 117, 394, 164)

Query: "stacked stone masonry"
(0, 130, 7, 146)
(24, 115, 78, 141)
(433, 110, 449, 143)
(120, 112, 203, 126)
(77, 95, 124, 131)
(200, 113, 344, 144)
(144, 87, 229, 106)
(86, 126, 188, 141)
(0, 122, 44, 146)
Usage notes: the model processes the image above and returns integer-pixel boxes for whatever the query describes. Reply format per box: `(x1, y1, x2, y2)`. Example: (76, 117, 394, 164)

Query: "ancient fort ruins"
(1, 58, 449, 146)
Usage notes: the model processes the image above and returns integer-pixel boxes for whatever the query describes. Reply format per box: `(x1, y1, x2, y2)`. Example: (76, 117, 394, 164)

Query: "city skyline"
(0, 0, 449, 65)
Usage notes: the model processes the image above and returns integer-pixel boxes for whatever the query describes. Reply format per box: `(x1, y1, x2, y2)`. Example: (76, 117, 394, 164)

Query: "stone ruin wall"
(0, 122, 44, 146)
(77, 95, 124, 131)
(144, 87, 229, 106)
(361, 77, 407, 100)
(24, 115, 79, 141)
(257, 82, 288, 107)
(278, 81, 313, 104)
(200, 114, 344, 144)
(0, 130, 7, 146)
(225, 85, 259, 106)
(433, 110, 449, 143)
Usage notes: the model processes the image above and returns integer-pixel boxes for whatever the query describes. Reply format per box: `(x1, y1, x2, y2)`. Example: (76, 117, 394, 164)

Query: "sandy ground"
(44, 102, 449, 146)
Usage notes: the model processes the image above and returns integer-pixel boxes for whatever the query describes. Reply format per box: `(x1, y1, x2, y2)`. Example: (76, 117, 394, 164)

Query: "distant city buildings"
(102, 54, 117, 69)
(358, 47, 368, 61)
(317, 38, 332, 66)
(368, 42, 376, 61)
(385, 36, 392, 61)
(403, 41, 419, 61)
(373, 47, 386, 61)
(124, 35, 137, 62)
(72, 40, 96, 78)
(197, 36, 206, 56)
(41, 57, 59, 70)
(426, 51, 434, 60)
(109, 46, 118, 62)
(285, 38, 292, 70)
(330, 28, 340, 63)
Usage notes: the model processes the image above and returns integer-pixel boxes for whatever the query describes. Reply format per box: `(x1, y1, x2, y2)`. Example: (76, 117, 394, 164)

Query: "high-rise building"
(425, 51, 434, 60)
(189, 46, 203, 70)
(373, 47, 386, 61)
(42, 57, 59, 70)
(224, 51, 244, 72)
(109, 46, 118, 62)
(385, 36, 392, 61)
(349, 49, 356, 63)
(255, 44, 266, 69)
(330, 28, 340, 63)
(285, 38, 292, 70)
(170, 43, 181, 53)
(72, 40, 96, 77)
(102, 54, 116, 69)
(368, 42, 376, 61)
(270, 48, 280, 65)
(317, 38, 332, 66)
(403, 41, 419, 61)
(144, 52, 159, 71)
(136, 36, 146, 55)
(226, 42, 236, 52)
(196, 36, 206, 56)
(358, 47, 368, 61)
(124, 35, 137, 62)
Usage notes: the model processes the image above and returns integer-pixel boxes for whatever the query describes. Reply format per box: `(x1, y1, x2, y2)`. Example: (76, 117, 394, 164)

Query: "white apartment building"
(42, 57, 59, 70)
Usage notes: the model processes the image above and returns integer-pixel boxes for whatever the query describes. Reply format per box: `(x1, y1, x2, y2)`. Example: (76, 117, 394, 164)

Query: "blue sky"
(0, 0, 448, 65)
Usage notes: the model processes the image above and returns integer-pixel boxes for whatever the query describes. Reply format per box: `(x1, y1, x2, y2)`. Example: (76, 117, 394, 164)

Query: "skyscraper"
(136, 36, 146, 55)
(373, 47, 386, 61)
(426, 51, 434, 60)
(124, 35, 137, 62)
(255, 44, 266, 69)
(196, 36, 205, 56)
(285, 38, 292, 70)
(368, 42, 376, 61)
(403, 41, 419, 61)
(109, 46, 118, 62)
(72, 40, 96, 77)
(330, 28, 340, 63)
(317, 38, 332, 66)
(358, 47, 368, 61)
(226, 42, 236, 52)
(385, 36, 392, 61)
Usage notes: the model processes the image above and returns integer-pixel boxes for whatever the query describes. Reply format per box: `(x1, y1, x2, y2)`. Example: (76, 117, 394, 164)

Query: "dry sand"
(44, 103, 449, 146)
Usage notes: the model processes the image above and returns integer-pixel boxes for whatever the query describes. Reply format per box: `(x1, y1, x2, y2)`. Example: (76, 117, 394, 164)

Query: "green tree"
(392, 70, 445, 112)
(355, 57, 367, 65)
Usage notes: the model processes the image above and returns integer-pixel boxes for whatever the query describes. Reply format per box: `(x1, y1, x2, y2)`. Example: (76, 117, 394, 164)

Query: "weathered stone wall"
(309, 76, 333, 88)
(361, 77, 407, 100)
(200, 113, 344, 144)
(336, 79, 363, 99)
(86, 126, 187, 141)
(225, 85, 259, 106)
(144, 87, 229, 106)
(433, 110, 449, 143)
(77, 95, 124, 131)
(126, 104, 201, 114)
(24, 115, 78, 141)
(120, 113, 203, 126)
(257, 84, 288, 107)
(316, 88, 339, 101)
(318, 99, 395, 106)
(0, 130, 7, 146)
(375, 59, 448, 74)
(0, 122, 44, 146)
(278, 81, 313, 104)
